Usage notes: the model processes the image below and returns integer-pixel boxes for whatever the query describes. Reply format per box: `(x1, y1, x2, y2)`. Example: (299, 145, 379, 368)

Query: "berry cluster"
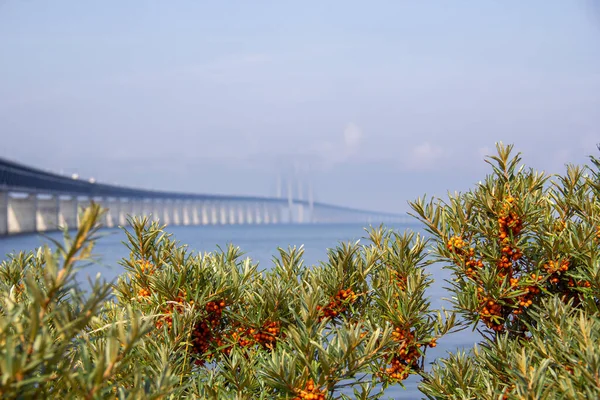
(205, 300, 225, 324)
(568, 279, 591, 289)
(231, 326, 254, 347)
(498, 197, 523, 238)
(228, 320, 284, 352)
(133, 259, 157, 301)
(383, 357, 410, 381)
(512, 277, 542, 315)
(380, 327, 429, 382)
(155, 290, 191, 330)
(137, 259, 156, 275)
(317, 288, 357, 320)
(478, 295, 505, 332)
(391, 270, 408, 291)
(191, 300, 227, 363)
(464, 247, 484, 278)
(446, 235, 466, 251)
(497, 197, 523, 276)
(464, 196, 530, 332)
(543, 259, 569, 284)
(156, 313, 174, 331)
(447, 237, 484, 278)
(292, 379, 326, 400)
(253, 321, 281, 349)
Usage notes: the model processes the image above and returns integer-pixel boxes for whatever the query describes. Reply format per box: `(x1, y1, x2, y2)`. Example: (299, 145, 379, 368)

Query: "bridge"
(0, 158, 408, 236)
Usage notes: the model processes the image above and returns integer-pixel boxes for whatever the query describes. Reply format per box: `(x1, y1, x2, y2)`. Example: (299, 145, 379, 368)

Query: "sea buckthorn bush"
(110, 221, 453, 399)
(0, 205, 452, 399)
(412, 143, 600, 399)
(1, 143, 599, 399)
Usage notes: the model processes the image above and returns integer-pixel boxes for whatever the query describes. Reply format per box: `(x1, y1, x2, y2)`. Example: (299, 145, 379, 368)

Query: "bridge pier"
(58, 196, 78, 230)
(228, 202, 236, 225)
(117, 200, 130, 226)
(182, 201, 192, 226)
(104, 198, 120, 228)
(36, 195, 59, 232)
(236, 203, 245, 224)
(245, 203, 254, 225)
(141, 199, 153, 220)
(271, 205, 282, 224)
(132, 200, 144, 219)
(0, 191, 7, 235)
(205, 202, 213, 225)
(75, 197, 91, 227)
(199, 201, 208, 225)
(217, 203, 226, 225)
(171, 201, 180, 225)
(297, 204, 306, 224)
(262, 203, 270, 224)
(7, 194, 36, 234)
(91, 197, 108, 227)
(161, 201, 171, 225)
(150, 199, 161, 223)
(192, 201, 201, 225)
(210, 202, 218, 225)
(252, 203, 261, 225)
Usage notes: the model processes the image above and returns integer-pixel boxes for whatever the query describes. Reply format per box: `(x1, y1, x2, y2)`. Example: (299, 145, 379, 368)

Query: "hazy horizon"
(1, 1, 599, 213)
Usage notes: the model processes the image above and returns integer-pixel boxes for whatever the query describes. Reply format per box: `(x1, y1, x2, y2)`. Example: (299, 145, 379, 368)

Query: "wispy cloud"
(402, 141, 446, 171)
(311, 122, 364, 169)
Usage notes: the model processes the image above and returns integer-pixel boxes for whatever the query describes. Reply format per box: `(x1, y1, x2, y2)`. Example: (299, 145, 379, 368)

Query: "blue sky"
(1, 1, 599, 212)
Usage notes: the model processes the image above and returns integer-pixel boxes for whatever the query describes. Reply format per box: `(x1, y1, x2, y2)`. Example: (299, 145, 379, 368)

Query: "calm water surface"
(0, 223, 478, 399)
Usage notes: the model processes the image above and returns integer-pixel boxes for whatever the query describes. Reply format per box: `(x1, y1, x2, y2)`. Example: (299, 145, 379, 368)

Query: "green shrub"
(1, 143, 599, 399)
(412, 143, 600, 399)
(0, 208, 453, 399)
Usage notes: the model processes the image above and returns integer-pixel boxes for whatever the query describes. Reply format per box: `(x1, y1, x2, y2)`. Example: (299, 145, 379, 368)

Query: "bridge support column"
(243, 203, 252, 224)
(296, 204, 306, 224)
(58, 196, 77, 230)
(0, 191, 8, 235)
(75, 197, 91, 228)
(182, 201, 192, 226)
(92, 197, 109, 227)
(192, 201, 200, 225)
(172, 201, 181, 225)
(161, 201, 171, 225)
(269, 205, 280, 224)
(151, 200, 162, 223)
(208, 202, 217, 225)
(105, 198, 120, 228)
(253, 203, 262, 225)
(233, 202, 242, 225)
(261, 203, 270, 224)
(228, 202, 236, 225)
(118, 200, 132, 226)
(142, 199, 153, 219)
(36, 195, 59, 232)
(7, 194, 36, 234)
(200, 201, 209, 225)
(130, 200, 143, 218)
(218, 202, 227, 225)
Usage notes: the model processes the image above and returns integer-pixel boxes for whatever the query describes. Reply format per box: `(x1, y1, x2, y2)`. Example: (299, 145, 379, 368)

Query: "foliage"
(0, 206, 452, 399)
(1, 142, 599, 399)
(411, 143, 600, 399)
(0, 206, 177, 399)
(420, 298, 600, 400)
